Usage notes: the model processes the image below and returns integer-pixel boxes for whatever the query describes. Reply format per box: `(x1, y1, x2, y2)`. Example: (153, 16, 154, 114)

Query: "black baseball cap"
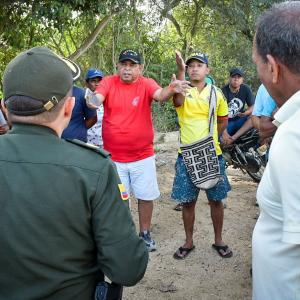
(230, 67, 244, 77)
(3, 46, 80, 116)
(118, 49, 143, 64)
(186, 52, 209, 65)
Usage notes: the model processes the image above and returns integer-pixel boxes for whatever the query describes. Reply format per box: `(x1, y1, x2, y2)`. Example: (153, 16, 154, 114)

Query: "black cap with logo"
(118, 49, 143, 64)
(186, 52, 209, 66)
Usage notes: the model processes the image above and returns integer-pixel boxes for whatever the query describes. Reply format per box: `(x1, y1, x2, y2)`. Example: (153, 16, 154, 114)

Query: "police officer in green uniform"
(0, 47, 148, 300)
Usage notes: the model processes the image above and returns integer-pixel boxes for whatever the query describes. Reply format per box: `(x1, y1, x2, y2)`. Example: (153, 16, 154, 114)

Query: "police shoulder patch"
(66, 139, 110, 158)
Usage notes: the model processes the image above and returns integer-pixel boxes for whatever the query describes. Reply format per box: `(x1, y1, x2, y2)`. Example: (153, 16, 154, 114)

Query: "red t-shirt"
(96, 75, 161, 162)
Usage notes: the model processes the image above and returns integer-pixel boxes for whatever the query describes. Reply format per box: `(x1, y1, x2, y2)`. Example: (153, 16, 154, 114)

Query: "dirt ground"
(123, 132, 259, 300)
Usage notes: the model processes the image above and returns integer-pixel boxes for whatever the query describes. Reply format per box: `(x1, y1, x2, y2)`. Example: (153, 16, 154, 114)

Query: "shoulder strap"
(66, 139, 111, 158)
(208, 85, 217, 136)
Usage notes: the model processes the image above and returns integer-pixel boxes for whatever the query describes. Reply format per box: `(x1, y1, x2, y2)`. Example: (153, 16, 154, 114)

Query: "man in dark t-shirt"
(62, 85, 97, 142)
(221, 68, 254, 144)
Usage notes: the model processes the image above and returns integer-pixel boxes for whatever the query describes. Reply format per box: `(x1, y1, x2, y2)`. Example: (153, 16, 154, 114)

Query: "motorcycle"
(221, 128, 267, 182)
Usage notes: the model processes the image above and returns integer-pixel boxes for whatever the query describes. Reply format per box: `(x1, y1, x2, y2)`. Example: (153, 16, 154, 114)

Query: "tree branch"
(165, 13, 182, 36)
(159, 0, 182, 35)
(68, 14, 114, 60)
(49, 35, 65, 56)
(67, 26, 78, 50)
(61, 28, 72, 56)
(190, 0, 201, 38)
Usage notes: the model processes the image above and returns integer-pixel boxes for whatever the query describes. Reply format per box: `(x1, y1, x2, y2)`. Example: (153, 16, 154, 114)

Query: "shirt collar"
(273, 90, 300, 127)
(8, 123, 58, 137)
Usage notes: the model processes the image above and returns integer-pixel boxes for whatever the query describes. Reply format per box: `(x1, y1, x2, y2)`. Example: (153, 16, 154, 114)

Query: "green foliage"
(152, 101, 178, 133)
(0, 0, 280, 131)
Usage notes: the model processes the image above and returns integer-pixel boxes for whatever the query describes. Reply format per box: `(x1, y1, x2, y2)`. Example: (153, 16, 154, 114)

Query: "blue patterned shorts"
(171, 155, 231, 203)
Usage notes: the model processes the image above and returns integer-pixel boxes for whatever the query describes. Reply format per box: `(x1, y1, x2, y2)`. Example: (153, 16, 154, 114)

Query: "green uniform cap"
(3, 46, 80, 116)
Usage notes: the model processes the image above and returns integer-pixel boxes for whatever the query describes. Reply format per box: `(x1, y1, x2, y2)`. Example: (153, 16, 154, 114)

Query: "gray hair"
(255, 1, 300, 74)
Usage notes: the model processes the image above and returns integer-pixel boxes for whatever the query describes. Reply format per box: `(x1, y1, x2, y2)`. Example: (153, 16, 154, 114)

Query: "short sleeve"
(280, 137, 300, 244)
(145, 78, 161, 99)
(245, 85, 255, 106)
(252, 101, 263, 116)
(216, 88, 229, 117)
(261, 98, 277, 117)
(270, 124, 300, 244)
(96, 76, 111, 98)
(252, 85, 265, 116)
(221, 85, 229, 102)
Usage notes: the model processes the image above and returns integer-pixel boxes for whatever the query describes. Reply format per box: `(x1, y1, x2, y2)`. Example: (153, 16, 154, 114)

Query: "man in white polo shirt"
(252, 2, 300, 299)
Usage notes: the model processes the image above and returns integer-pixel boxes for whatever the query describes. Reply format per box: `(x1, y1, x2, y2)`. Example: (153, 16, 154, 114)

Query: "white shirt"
(87, 105, 104, 147)
(252, 90, 300, 300)
(260, 91, 300, 243)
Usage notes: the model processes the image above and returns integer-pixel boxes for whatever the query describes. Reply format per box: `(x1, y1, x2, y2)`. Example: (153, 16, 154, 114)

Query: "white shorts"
(114, 156, 160, 201)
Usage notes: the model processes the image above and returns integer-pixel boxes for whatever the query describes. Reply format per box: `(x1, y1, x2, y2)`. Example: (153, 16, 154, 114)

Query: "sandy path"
(122, 137, 259, 300)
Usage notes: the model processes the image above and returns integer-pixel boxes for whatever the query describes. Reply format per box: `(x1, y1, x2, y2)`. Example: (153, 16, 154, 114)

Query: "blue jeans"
(227, 116, 248, 135)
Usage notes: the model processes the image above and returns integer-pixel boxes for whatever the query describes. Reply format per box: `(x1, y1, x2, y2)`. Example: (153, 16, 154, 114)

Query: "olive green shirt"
(0, 123, 148, 300)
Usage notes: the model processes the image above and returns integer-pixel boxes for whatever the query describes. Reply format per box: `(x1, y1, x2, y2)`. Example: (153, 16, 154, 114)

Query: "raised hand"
(175, 50, 186, 72)
(85, 88, 102, 109)
(169, 74, 190, 95)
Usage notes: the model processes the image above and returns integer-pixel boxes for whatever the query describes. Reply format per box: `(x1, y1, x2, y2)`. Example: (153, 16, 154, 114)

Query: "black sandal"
(173, 246, 195, 260)
(212, 244, 233, 258)
(173, 204, 183, 211)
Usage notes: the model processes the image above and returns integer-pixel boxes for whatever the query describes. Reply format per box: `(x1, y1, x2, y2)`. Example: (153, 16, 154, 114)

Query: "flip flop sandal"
(212, 244, 233, 258)
(173, 204, 183, 211)
(173, 246, 195, 260)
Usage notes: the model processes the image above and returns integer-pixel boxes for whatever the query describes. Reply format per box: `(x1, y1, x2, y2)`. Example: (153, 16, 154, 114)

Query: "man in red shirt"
(95, 49, 189, 251)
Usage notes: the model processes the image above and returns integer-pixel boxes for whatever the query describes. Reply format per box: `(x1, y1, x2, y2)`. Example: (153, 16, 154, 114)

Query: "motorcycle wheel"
(246, 164, 265, 183)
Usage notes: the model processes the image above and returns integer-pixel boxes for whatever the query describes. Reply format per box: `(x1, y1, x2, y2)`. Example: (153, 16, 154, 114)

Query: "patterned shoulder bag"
(180, 85, 221, 190)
